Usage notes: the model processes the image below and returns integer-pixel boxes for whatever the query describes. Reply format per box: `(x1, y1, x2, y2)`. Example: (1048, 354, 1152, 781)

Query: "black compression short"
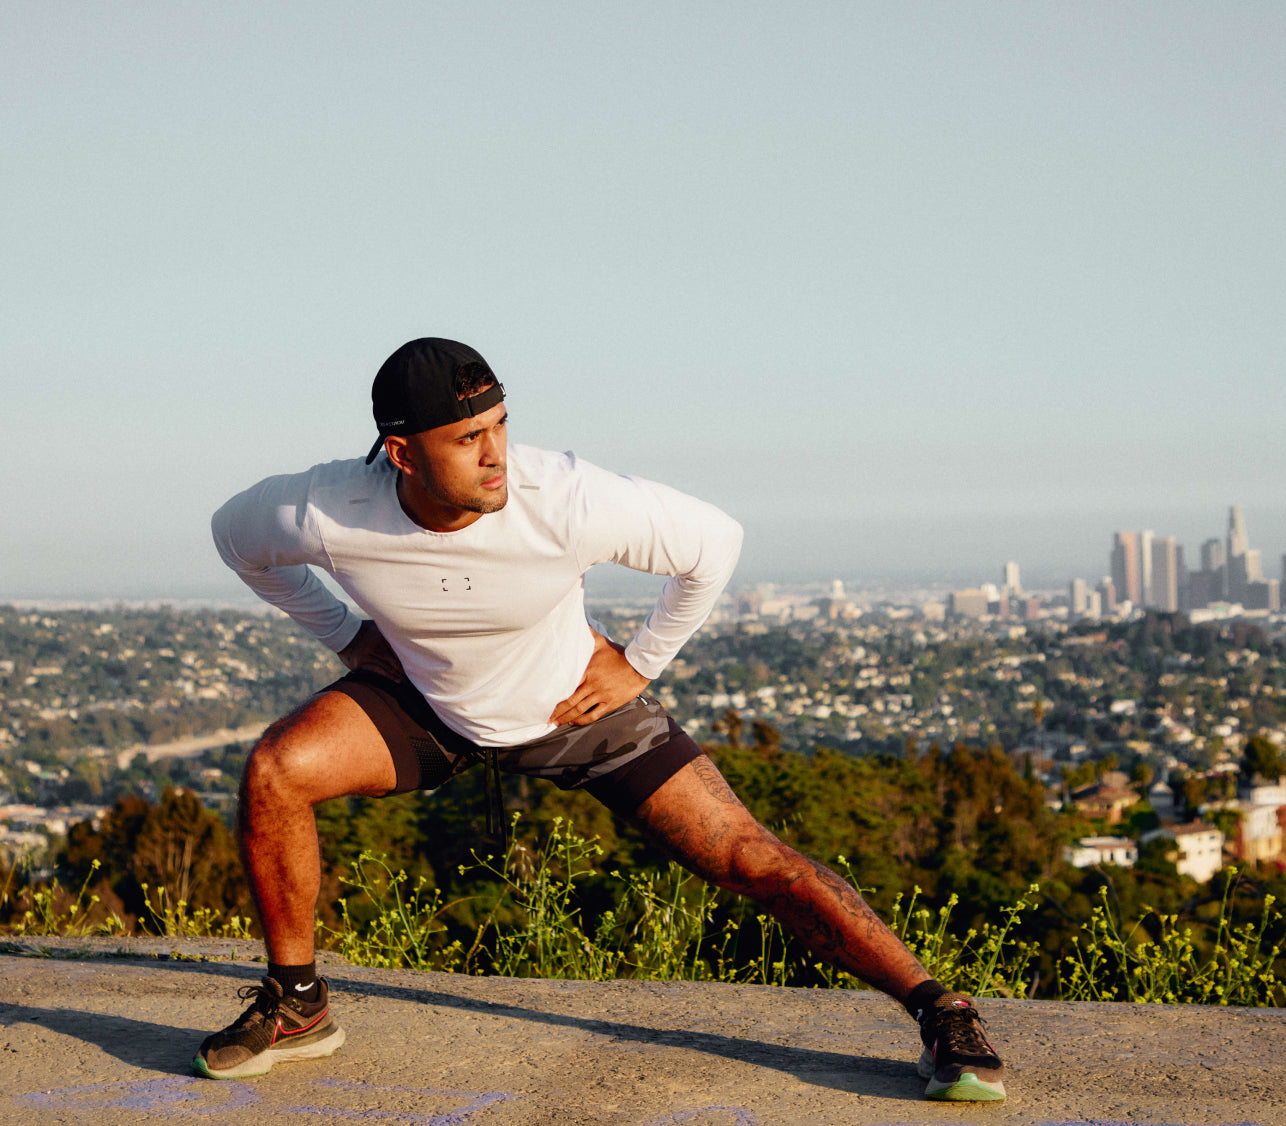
(323, 671, 703, 818)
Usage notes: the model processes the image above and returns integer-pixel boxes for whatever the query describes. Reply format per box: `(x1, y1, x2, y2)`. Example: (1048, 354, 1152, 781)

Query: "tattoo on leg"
(691, 756, 740, 804)
(760, 850, 929, 995)
(633, 758, 929, 999)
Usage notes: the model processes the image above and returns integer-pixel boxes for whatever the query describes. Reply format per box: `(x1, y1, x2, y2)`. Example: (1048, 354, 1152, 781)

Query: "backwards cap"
(365, 337, 505, 464)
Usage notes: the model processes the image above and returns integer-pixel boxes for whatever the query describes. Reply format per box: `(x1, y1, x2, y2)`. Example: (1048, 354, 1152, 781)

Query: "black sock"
(905, 979, 949, 1023)
(269, 961, 320, 1003)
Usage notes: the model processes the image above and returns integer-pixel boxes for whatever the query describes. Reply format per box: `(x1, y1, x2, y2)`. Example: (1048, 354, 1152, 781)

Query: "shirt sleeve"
(568, 456, 742, 680)
(211, 470, 363, 652)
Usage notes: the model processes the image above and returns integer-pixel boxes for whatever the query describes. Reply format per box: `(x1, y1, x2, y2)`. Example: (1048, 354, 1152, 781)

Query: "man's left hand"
(549, 630, 651, 727)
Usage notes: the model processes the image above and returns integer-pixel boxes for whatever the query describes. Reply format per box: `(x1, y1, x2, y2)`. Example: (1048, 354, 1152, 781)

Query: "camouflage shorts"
(325, 671, 702, 818)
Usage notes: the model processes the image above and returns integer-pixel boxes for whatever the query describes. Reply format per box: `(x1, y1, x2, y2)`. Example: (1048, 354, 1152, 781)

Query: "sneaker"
(915, 991, 1006, 1101)
(192, 976, 345, 1079)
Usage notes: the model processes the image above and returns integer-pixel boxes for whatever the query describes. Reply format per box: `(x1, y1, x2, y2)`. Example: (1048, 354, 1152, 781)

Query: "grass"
(4, 817, 1283, 1006)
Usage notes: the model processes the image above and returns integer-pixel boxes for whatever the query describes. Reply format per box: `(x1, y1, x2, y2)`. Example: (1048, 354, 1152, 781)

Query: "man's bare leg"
(194, 692, 396, 1079)
(631, 754, 930, 1001)
(237, 691, 398, 964)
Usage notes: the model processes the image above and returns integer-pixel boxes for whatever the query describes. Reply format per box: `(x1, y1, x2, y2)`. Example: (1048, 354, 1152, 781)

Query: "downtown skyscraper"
(1109, 506, 1279, 615)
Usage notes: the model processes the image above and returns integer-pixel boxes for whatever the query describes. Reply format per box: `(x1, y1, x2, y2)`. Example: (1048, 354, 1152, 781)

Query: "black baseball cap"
(365, 337, 506, 464)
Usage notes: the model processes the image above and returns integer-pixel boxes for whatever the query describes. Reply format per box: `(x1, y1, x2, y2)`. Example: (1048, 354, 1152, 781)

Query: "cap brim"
(364, 435, 386, 465)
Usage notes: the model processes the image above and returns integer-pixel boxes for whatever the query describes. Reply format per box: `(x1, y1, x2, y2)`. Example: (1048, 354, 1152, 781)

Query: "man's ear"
(383, 435, 412, 474)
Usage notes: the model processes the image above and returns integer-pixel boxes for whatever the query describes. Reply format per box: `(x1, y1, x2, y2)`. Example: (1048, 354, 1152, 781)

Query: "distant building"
(1017, 731, 1088, 761)
(1111, 532, 1142, 605)
(1244, 580, 1280, 612)
(1246, 548, 1264, 582)
(1147, 780, 1176, 820)
(1142, 822, 1225, 884)
(1062, 836, 1138, 869)
(1218, 801, 1284, 865)
(735, 591, 762, 617)
(1202, 537, 1226, 573)
(1188, 538, 1227, 610)
(1002, 561, 1021, 597)
(1228, 503, 1249, 560)
(1150, 536, 1179, 612)
(1069, 578, 1087, 615)
(1187, 567, 1221, 611)
(1140, 530, 1155, 607)
(815, 591, 858, 620)
(1097, 577, 1116, 614)
(1070, 772, 1139, 825)
(1227, 505, 1253, 603)
(948, 589, 989, 619)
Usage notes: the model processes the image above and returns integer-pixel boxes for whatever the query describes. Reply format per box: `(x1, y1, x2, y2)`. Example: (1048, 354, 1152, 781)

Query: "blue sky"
(3, 3, 1283, 600)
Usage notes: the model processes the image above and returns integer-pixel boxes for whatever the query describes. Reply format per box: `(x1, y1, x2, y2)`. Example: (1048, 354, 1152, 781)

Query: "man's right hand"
(337, 619, 408, 682)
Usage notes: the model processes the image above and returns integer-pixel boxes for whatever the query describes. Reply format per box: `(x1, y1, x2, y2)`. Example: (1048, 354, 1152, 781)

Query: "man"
(198, 337, 1006, 1102)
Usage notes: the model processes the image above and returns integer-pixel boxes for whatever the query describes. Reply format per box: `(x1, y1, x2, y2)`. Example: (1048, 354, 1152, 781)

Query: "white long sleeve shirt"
(211, 443, 742, 746)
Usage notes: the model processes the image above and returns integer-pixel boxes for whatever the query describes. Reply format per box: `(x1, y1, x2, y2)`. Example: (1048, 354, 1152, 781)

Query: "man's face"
(385, 401, 509, 531)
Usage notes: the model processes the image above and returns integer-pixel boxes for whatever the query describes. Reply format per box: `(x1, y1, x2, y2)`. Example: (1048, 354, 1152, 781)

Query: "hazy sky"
(4, 3, 1283, 600)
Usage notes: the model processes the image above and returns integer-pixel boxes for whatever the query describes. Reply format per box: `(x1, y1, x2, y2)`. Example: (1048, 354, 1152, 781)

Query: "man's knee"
(239, 690, 398, 812)
(240, 697, 347, 806)
(241, 721, 322, 806)
(717, 826, 808, 894)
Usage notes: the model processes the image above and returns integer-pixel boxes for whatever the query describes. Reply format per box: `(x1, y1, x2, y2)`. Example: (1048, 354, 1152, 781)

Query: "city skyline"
(1100, 504, 1281, 616)
(939, 501, 1286, 623)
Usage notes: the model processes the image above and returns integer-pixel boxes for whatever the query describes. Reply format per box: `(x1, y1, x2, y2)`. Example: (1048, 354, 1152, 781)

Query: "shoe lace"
(229, 982, 282, 1030)
(936, 1007, 993, 1057)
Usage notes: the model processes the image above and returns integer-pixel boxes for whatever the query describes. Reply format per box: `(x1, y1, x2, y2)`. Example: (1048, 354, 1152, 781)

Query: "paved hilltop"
(0, 939, 1281, 1125)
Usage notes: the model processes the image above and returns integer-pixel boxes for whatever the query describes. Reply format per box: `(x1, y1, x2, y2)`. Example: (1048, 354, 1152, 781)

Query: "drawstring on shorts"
(481, 744, 506, 842)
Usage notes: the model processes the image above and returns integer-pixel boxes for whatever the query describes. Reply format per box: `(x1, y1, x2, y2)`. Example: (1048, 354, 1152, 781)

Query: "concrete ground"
(0, 939, 1281, 1125)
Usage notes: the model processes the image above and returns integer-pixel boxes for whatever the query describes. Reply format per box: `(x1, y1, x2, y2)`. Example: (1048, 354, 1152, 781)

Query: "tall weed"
(1057, 874, 1284, 1005)
(320, 852, 466, 972)
(890, 882, 1041, 998)
(7, 860, 127, 937)
(139, 883, 256, 941)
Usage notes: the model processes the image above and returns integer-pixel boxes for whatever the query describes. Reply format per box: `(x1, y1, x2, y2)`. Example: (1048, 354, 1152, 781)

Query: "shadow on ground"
(1, 958, 919, 1101)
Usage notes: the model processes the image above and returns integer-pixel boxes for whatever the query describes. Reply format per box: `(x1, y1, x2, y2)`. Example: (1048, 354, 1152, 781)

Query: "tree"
(61, 788, 249, 928)
(1242, 734, 1283, 784)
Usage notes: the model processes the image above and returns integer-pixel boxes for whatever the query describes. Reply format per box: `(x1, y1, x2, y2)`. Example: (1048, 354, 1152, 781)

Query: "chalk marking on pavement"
(17, 1080, 1263, 1126)
(639, 1108, 759, 1125)
(1037, 1120, 1264, 1126)
(16, 1075, 517, 1123)
(282, 1080, 517, 1123)
(18, 1075, 259, 1113)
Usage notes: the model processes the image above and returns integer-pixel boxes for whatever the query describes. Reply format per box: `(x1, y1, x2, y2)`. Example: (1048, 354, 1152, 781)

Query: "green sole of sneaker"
(925, 1071, 1006, 1101)
(192, 1026, 347, 1080)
